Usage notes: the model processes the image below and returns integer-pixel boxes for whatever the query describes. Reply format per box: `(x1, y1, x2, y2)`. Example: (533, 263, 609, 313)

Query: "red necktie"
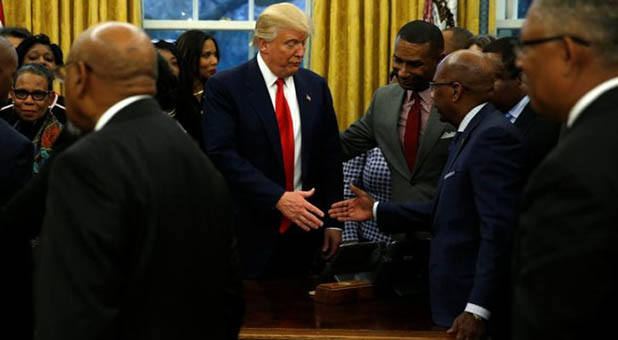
(403, 92, 421, 172)
(275, 78, 295, 233)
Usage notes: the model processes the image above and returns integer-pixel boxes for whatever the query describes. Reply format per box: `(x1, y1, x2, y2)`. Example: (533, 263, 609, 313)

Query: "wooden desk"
(239, 280, 451, 340)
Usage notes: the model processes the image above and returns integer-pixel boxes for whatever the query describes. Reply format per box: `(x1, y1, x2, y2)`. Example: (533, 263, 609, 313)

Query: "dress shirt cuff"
(326, 227, 342, 231)
(372, 202, 379, 221)
(465, 303, 491, 320)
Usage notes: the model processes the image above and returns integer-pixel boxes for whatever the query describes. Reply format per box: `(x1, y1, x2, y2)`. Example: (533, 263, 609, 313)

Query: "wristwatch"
(467, 311, 484, 321)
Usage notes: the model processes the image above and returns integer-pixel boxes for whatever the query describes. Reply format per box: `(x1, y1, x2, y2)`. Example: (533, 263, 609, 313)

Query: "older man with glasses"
(512, 1, 618, 340)
(330, 50, 525, 340)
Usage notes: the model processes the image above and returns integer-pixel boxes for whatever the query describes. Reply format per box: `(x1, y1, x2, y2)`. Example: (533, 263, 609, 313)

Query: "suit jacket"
(202, 58, 343, 278)
(340, 83, 455, 204)
(513, 103, 560, 177)
(35, 98, 243, 340)
(0, 119, 33, 206)
(512, 87, 618, 340)
(378, 104, 524, 332)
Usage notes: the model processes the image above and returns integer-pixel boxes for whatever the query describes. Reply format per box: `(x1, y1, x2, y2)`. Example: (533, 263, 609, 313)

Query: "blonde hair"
(251, 3, 314, 46)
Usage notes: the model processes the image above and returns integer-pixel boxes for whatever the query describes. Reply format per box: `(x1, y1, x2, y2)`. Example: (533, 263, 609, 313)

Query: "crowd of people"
(0, 0, 616, 339)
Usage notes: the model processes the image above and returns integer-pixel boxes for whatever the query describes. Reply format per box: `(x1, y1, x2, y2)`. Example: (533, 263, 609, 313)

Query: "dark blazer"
(512, 87, 618, 340)
(0, 119, 33, 206)
(35, 98, 243, 340)
(513, 102, 560, 176)
(378, 104, 524, 333)
(203, 58, 343, 278)
(340, 84, 455, 203)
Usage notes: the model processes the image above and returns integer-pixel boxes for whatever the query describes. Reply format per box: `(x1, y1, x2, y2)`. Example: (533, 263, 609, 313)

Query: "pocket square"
(440, 131, 456, 139)
(443, 171, 456, 180)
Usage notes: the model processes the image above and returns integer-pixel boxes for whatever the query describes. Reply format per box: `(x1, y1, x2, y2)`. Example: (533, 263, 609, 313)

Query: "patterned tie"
(403, 92, 422, 172)
(275, 78, 295, 233)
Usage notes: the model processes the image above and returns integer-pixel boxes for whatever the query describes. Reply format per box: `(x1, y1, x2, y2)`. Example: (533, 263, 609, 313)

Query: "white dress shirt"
(506, 95, 530, 123)
(567, 76, 618, 127)
(94, 95, 152, 131)
(257, 52, 303, 191)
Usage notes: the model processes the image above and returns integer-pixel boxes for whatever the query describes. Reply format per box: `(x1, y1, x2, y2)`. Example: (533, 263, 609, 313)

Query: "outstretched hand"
(276, 188, 324, 231)
(328, 184, 374, 222)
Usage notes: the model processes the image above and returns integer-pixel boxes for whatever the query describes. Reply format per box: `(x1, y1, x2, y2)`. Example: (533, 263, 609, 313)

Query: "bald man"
(0, 37, 32, 205)
(330, 50, 524, 340)
(35, 23, 242, 340)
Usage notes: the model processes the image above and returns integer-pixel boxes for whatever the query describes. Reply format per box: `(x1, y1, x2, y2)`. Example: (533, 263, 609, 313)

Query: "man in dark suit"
(203, 3, 342, 279)
(512, 1, 618, 339)
(484, 37, 560, 176)
(0, 37, 32, 206)
(35, 23, 242, 340)
(331, 50, 524, 340)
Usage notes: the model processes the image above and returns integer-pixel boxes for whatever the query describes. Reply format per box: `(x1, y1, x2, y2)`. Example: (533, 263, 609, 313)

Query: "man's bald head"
(432, 50, 495, 125)
(438, 49, 494, 93)
(64, 22, 157, 132)
(69, 22, 157, 86)
(0, 37, 18, 100)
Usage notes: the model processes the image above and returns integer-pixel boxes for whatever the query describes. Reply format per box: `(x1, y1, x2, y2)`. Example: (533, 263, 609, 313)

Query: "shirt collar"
(567, 76, 618, 127)
(257, 52, 292, 88)
(405, 87, 432, 103)
(458, 102, 487, 132)
(94, 95, 151, 131)
(507, 95, 530, 121)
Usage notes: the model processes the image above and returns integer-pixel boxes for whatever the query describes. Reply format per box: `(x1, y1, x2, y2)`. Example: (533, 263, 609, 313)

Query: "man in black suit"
(512, 1, 618, 339)
(203, 3, 342, 278)
(0, 37, 32, 206)
(484, 37, 560, 176)
(35, 22, 242, 340)
(331, 50, 524, 340)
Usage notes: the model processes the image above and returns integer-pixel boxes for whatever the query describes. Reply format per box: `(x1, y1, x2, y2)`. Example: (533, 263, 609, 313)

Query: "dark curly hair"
(16, 34, 64, 67)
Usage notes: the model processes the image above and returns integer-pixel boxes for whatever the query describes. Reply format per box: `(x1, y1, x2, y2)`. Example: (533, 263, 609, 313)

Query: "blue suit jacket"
(203, 58, 342, 278)
(378, 104, 524, 328)
(0, 119, 33, 206)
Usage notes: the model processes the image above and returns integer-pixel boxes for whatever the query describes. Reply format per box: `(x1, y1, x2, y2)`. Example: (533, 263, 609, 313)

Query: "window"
(143, 0, 311, 71)
(495, 0, 533, 38)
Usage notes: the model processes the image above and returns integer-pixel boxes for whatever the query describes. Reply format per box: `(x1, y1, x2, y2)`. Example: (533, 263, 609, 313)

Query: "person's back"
(35, 22, 242, 340)
(37, 98, 242, 340)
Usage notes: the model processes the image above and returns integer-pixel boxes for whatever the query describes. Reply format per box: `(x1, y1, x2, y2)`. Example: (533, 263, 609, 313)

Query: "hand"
(446, 312, 486, 340)
(275, 189, 324, 231)
(328, 184, 374, 222)
(321, 229, 342, 259)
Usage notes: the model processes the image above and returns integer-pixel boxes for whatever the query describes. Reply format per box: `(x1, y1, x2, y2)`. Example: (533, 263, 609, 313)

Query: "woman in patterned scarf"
(0, 64, 63, 174)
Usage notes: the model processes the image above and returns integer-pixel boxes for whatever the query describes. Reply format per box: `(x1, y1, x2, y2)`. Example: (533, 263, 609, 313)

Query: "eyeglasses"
(12, 88, 50, 101)
(515, 35, 590, 58)
(429, 81, 458, 90)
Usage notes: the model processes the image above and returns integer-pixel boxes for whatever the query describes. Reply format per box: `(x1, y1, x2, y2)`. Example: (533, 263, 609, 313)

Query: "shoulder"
(0, 118, 30, 149)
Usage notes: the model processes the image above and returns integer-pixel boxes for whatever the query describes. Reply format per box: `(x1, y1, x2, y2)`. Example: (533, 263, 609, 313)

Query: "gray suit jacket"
(341, 83, 455, 203)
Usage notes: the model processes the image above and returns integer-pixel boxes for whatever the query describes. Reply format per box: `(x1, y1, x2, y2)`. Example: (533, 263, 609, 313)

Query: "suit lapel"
(412, 106, 446, 175)
(444, 105, 488, 171)
(384, 86, 411, 178)
(294, 72, 311, 181)
(245, 58, 284, 171)
(514, 103, 535, 134)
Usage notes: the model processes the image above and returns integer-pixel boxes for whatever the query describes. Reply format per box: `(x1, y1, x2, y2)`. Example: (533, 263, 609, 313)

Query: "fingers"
(325, 237, 339, 258)
(298, 188, 316, 198)
(305, 201, 325, 218)
(294, 215, 313, 232)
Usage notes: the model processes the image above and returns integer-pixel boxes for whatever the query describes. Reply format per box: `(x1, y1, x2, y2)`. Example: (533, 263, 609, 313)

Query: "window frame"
(495, 0, 525, 33)
(142, 0, 313, 66)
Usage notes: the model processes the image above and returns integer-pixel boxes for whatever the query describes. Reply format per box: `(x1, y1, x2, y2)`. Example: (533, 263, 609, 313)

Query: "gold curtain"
(311, 0, 423, 130)
(3, 0, 141, 64)
(458, 0, 496, 35)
